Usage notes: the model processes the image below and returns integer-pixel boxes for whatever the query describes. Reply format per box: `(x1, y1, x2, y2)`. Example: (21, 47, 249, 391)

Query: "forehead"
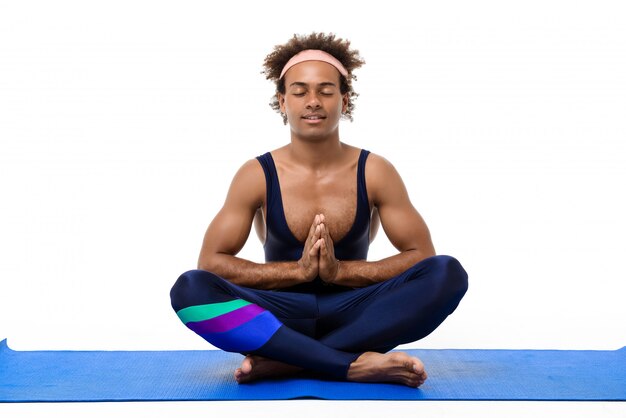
(283, 60, 341, 86)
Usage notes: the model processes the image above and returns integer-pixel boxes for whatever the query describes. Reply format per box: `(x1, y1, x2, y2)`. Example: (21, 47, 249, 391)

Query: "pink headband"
(279, 49, 348, 79)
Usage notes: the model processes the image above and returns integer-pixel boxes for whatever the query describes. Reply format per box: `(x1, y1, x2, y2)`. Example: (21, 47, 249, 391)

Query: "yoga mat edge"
(2, 338, 625, 402)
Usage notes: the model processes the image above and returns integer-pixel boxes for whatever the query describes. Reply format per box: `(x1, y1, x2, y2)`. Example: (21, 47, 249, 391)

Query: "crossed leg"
(170, 255, 468, 387)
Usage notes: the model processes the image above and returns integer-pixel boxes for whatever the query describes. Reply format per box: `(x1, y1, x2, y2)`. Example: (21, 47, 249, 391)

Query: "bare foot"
(347, 351, 428, 388)
(234, 355, 303, 384)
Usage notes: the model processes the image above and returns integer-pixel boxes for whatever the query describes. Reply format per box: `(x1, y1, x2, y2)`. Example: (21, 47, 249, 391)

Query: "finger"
(308, 224, 320, 245)
(319, 213, 325, 223)
(307, 215, 320, 241)
(320, 223, 333, 250)
(321, 225, 329, 248)
(313, 224, 321, 242)
(322, 222, 333, 242)
(309, 239, 322, 257)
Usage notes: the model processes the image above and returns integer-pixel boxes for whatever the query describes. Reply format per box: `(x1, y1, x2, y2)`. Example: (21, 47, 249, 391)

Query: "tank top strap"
(255, 152, 279, 216)
(357, 149, 371, 215)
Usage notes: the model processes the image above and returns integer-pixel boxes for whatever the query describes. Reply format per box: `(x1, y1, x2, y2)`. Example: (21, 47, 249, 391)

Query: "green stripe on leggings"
(176, 299, 253, 324)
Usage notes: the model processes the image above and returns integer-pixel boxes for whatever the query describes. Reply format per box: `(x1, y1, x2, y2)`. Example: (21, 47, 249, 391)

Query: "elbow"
(404, 248, 435, 263)
(417, 240, 436, 260)
(423, 248, 436, 259)
(197, 253, 218, 272)
(197, 252, 234, 275)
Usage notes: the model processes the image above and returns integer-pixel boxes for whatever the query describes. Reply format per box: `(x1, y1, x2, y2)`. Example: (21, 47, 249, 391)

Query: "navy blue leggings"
(170, 255, 468, 379)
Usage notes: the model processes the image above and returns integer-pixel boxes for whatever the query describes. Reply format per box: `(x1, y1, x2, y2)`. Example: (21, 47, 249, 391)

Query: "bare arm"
(197, 159, 322, 290)
(321, 154, 436, 287)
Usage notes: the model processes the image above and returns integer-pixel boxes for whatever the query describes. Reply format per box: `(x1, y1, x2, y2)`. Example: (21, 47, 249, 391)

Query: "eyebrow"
(288, 82, 337, 88)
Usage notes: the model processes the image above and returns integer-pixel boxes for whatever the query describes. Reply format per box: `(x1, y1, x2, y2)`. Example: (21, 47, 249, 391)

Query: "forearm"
(335, 249, 434, 287)
(198, 253, 306, 290)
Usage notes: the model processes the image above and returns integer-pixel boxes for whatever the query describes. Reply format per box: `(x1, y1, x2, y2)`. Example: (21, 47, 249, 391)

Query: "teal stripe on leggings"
(176, 299, 252, 324)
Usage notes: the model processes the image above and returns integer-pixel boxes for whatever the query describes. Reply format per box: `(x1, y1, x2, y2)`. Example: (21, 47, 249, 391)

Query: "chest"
(269, 165, 360, 243)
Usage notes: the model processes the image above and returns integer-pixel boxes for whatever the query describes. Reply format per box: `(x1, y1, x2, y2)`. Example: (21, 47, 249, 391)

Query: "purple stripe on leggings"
(185, 303, 266, 334)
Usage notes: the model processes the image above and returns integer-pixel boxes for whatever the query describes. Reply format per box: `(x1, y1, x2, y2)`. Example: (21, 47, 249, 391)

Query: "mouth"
(302, 114, 326, 121)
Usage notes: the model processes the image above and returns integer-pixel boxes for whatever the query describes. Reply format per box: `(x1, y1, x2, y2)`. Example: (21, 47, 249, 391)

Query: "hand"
(317, 215, 340, 284)
(297, 214, 323, 282)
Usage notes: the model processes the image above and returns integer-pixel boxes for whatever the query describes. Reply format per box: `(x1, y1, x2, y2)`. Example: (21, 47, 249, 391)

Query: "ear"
(277, 93, 286, 113)
(342, 93, 349, 113)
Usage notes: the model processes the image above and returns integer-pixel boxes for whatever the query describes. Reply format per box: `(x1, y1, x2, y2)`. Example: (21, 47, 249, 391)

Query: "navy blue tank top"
(256, 149, 371, 263)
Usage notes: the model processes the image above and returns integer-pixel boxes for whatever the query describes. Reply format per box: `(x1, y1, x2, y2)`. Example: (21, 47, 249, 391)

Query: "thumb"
(309, 239, 322, 257)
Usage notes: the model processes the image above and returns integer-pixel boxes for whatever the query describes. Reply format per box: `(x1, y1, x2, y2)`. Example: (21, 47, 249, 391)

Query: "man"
(170, 33, 468, 388)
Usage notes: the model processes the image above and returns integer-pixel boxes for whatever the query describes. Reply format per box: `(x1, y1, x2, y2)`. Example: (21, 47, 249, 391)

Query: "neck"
(287, 132, 345, 170)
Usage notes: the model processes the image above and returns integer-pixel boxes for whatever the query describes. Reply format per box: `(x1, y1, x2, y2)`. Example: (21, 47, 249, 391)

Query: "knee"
(170, 269, 221, 311)
(427, 255, 469, 299)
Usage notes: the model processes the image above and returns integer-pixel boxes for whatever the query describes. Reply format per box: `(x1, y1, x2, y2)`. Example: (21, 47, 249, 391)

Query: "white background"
(1, 1, 625, 416)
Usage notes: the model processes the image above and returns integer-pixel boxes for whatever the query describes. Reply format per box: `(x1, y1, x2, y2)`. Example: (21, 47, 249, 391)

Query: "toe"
(234, 369, 242, 382)
(241, 357, 253, 373)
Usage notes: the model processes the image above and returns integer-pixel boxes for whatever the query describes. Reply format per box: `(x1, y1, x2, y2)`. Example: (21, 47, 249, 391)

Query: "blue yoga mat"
(1, 339, 624, 402)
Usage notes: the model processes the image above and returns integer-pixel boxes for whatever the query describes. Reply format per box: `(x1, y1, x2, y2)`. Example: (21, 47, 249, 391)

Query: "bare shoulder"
(224, 157, 266, 211)
(233, 157, 266, 183)
(365, 152, 408, 205)
(365, 151, 396, 174)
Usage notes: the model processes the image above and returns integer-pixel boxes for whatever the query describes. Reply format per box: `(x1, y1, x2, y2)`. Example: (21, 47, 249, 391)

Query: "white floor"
(1, 400, 625, 418)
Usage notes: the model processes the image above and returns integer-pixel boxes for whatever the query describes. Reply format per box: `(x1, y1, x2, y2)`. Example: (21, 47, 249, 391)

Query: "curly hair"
(262, 32, 366, 125)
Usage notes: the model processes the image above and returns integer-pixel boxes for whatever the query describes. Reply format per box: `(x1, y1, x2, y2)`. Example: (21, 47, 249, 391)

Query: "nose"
(305, 92, 321, 109)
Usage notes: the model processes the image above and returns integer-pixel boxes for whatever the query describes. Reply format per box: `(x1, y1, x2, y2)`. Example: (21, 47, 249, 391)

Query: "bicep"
(198, 160, 264, 268)
(201, 205, 255, 257)
(378, 199, 434, 254)
(371, 156, 435, 255)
